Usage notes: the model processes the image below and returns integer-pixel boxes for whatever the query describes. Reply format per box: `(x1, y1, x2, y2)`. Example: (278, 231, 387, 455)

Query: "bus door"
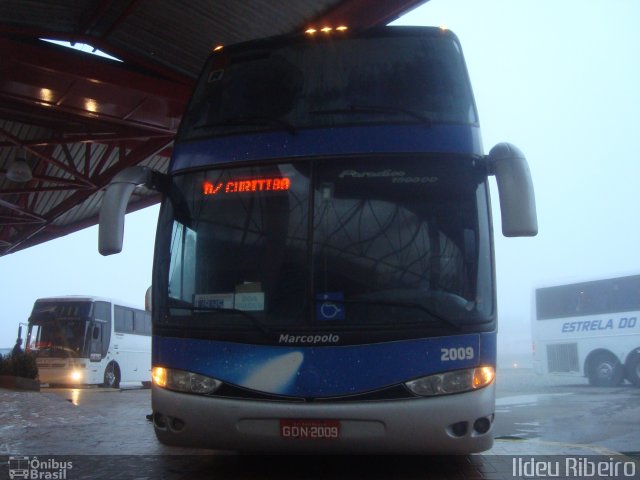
(92, 301, 112, 362)
(89, 322, 104, 362)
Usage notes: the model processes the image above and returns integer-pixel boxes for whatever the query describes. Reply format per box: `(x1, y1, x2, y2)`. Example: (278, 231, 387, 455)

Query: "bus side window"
(115, 306, 134, 333)
(134, 310, 150, 335)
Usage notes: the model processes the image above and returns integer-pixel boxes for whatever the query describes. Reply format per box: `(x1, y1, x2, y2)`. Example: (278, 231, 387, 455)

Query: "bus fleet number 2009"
(441, 347, 474, 361)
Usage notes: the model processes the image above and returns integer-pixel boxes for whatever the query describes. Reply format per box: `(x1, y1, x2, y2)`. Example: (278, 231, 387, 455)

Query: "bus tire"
(625, 350, 640, 387)
(103, 362, 120, 389)
(587, 352, 624, 387)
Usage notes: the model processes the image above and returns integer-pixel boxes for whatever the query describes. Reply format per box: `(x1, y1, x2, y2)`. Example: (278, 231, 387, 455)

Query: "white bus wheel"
(103, 362, 121, 389)
(625, 351, 640, 387)
(588, 352, 624, 387)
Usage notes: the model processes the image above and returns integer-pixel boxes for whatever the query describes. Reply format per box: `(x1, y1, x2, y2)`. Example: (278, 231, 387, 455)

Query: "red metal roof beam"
(0, 131, 174, 149)
(1, 136, 172, 255)
(0, 198, 46, 222)
(0, 126, 95, 188)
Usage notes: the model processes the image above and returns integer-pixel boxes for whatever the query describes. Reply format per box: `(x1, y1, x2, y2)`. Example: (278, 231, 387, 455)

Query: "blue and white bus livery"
(99, 26, 537, 453)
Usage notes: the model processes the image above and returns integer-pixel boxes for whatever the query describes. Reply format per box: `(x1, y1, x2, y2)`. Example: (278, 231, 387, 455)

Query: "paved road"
(1, 369, 638, 479)
(494, 369, 640, 454)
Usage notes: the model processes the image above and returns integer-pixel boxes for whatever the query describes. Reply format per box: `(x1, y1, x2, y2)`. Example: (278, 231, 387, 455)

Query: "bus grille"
(211, 383, 414, 402)
(37, 362, 66, 368)
(546, 343, 579, 373)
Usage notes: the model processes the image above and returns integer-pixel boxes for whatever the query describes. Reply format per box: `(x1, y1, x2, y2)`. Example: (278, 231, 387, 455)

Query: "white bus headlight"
(70, 370, 83, 382)
(152, 367, 221, 394)
(405, 366, 495, 396)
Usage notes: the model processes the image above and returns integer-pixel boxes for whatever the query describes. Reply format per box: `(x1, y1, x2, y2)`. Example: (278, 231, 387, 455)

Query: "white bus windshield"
(27, 301, 91, 358)
(159, 155, 493, 331)
(178, 28, 476, 140)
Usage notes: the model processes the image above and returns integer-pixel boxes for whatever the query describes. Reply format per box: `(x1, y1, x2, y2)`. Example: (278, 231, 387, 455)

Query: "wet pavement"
(493, 369, 640, 454)
(1, 370, 639, 479)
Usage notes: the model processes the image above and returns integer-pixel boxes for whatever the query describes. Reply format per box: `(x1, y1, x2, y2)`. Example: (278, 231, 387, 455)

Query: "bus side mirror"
(98, 166, 164, 255)
(92, 326, 100, 340)
(487, 143, 538, 237)
(145, 286, 152, 312)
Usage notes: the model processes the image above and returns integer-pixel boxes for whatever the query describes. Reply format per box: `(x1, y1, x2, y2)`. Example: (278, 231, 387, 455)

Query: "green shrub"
(0, 352, 38, 379)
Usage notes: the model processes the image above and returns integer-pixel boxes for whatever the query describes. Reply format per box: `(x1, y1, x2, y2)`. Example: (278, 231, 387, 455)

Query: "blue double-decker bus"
(99, 26, 537, 453)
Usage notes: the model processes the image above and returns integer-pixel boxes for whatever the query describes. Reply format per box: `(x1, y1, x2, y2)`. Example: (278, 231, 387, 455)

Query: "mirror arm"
(98, 166, 163, 256)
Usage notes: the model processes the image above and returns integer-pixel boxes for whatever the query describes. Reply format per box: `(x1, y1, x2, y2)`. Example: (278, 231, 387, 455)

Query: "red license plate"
(280, 419, 340, 440)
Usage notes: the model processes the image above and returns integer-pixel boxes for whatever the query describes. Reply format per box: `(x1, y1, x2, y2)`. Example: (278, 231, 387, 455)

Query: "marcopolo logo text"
(278, 334, 340, 345)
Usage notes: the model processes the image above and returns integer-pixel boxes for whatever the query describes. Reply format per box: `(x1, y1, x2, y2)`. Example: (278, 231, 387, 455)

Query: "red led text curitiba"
(203, 177, 291, 195)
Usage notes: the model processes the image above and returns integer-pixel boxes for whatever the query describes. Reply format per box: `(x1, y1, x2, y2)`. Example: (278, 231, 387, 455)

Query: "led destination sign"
(203, 177, 291, 195)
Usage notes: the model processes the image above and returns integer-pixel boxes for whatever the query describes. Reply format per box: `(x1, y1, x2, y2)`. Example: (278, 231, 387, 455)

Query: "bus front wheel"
(103, 362, 121, 389)
(625, 350, 640, 387)
(588, 352, 623, 387)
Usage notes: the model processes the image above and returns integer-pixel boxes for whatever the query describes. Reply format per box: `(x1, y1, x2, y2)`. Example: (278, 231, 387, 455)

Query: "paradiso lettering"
(561, 317, 637, 333)
(338, 169, 438, 184)
(203, 177, 290, 196)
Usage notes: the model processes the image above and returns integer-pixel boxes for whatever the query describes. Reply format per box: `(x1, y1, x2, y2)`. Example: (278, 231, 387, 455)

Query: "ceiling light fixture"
(6, 157, 33, 182)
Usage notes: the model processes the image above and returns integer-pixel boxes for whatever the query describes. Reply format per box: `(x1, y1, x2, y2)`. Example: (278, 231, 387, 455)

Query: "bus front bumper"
(151, 382, 496, 454)
(36, 366, 86, 386)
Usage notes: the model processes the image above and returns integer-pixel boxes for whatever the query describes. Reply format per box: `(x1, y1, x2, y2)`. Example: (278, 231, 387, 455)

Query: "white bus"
(532, 274, 640, 387)
(26, 296, 151, 388)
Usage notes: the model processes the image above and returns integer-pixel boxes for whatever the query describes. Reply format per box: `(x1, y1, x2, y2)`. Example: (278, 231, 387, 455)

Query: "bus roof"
(32, 295, 144, 311)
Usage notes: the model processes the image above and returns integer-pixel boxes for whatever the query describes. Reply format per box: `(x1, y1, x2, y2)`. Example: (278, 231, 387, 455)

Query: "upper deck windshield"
(27, 301, 92, 358)
(157, 155, 493, 335)
(178, 27, 476, 141)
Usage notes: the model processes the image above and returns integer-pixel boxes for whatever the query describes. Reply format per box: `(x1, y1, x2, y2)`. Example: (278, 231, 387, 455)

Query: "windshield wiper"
(170, 305, 271, 335)
(194, 116, 297, 135)
(310, 104, 432, 126)
(328, 298, 461, 331)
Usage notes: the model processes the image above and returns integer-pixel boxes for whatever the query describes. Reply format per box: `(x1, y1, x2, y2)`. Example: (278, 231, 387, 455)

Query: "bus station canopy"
(0, 0, 426, 256)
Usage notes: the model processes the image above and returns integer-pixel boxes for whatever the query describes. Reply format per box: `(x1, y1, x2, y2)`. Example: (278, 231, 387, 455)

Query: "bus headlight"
(405, 366, 495, 396)
(70, 370, 83, 382)
(152, 367, 222, 394)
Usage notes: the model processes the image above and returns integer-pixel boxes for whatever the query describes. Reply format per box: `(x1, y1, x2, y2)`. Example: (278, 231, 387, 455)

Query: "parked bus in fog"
(532, 274, 640, 387)
(99, 26, 537, 453)
(26, 296, 151, 387)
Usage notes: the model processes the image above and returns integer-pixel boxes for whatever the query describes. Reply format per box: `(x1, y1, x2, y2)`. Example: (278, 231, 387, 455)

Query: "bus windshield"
(159, 155, 493, 331)
(27, 301, 91, 358)
(178, 28, 476, 140)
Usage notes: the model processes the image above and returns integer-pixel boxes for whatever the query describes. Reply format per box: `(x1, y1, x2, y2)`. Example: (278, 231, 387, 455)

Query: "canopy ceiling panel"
(0, 0, 426, 255)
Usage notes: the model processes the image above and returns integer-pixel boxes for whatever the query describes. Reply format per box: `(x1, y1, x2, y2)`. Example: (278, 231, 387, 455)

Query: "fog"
(1, 0, 639, 369)
(395, 0, 640, 363)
